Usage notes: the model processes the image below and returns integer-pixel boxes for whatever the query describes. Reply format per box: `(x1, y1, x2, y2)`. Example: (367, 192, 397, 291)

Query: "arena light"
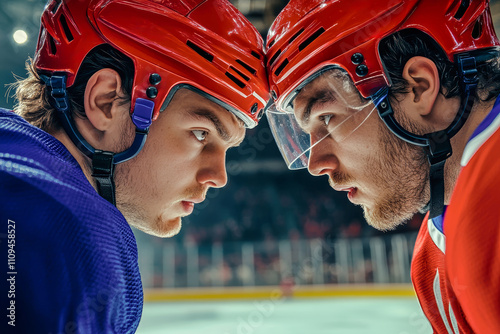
(13, 30, 28, 45)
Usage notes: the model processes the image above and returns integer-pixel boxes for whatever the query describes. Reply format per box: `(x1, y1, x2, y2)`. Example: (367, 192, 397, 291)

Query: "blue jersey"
(0, 108, 143, 333)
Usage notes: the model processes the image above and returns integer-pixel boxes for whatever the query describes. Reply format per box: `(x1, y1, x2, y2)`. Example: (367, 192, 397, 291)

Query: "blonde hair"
(12, 59, 61, 133)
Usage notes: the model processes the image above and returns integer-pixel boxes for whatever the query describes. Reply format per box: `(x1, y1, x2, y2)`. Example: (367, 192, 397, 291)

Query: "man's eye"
(192, 130, 208, 142)
(321, 114, 333, 126)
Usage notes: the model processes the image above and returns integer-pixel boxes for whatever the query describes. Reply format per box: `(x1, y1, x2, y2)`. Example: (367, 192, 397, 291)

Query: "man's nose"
(307, 134, 339, 177)
(196, 149, 228, 188)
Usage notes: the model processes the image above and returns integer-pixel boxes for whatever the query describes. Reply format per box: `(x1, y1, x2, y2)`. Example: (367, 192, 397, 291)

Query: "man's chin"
(361, 204, 410, 232)
(126, 214, 183, 238)
(150, 216, 183, 238)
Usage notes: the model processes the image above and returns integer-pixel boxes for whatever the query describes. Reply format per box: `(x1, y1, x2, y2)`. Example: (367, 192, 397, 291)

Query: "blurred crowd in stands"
(180, 171, 422, 246)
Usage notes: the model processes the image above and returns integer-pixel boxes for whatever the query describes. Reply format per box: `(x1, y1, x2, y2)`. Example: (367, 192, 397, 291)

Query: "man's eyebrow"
(188, 109, 234, 143)
(300, 97, 316, 127)
(299, 90, 336, 127)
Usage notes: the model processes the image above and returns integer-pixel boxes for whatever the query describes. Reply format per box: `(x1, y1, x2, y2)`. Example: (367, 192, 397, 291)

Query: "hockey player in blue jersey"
(0, 0, 269, 332)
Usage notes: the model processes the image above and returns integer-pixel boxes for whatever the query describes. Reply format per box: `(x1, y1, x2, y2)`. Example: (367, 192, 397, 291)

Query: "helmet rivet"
(149, 73, 162, 85)
(146, 86, 158, 99)
(355, 64, 368, 77)
(380, 102, 387, 109)
(251, 103, 258, 115)
(351, 53, 364, 65)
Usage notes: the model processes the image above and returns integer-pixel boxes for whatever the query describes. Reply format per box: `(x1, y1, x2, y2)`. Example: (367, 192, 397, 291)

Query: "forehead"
(167, 88, 246, 143)
(294, 69, 364, 106)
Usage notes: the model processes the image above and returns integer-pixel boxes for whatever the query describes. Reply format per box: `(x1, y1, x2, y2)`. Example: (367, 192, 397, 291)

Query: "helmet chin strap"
(372, 52, 484, 219)
(41, 74, 154, 206)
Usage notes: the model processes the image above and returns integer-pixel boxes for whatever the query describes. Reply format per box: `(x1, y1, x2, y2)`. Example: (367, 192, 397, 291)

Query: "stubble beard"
(328, 115, 430, 232)
(114, 159, 209, 238)
(114, 162, 181, 238)
(361, 115, 430, 231)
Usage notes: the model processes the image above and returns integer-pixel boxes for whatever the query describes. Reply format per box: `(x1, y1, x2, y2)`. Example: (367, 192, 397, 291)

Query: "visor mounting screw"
(356, 64, 368, 77)
(257, 108, 264, 120)
(351, 53, 364, 65)
(149, 73, 162, 85)
(146, 87, 158, 99)
(251, 103, 258, 115)
(271, 90, 277, 100)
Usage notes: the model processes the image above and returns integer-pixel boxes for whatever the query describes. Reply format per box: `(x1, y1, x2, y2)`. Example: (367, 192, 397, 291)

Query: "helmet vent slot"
(186, 40, 214, 62)
(251, 51, 261, 60)
(288, 28, 304, 44)
(230, 66, 250, 81)
(236, 59, 257, 75)
(269, 49, 282, 66)
(225, 72, 246, 89)
(299, 27, 325, 51)
(454, 0, 470, 20)
(274, 58, 289, 76)
(49, 35, 57, 55)
(59, 15, 74, 42)
(51, 0, 61, 14)
(472, 17, 483, 39)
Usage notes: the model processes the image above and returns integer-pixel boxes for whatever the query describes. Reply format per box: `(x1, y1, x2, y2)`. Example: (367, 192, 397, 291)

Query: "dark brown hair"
(379, 29, 500, 104)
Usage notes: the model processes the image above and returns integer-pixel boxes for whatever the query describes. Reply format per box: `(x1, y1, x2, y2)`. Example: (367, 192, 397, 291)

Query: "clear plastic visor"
(266, 67, 383, 169)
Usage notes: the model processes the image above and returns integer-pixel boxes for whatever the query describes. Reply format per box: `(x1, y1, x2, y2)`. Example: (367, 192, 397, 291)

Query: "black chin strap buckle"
(40, 74, 70, 113)
(458, 55, 478, 88)
(91, 150, 116, 205)
(426, 130, 452, 165)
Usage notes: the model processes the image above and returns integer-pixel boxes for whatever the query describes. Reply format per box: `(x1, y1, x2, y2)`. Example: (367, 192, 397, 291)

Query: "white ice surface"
(137, 298, 432, 334)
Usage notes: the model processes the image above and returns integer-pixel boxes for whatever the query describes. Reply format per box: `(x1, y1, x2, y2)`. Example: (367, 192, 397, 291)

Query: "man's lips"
(185, 197, 205, 204)
(181, 201, 194, 214)
(181, 197, 205, 214)
(332, 186, 358, 202)
(332, 186, 355, 192)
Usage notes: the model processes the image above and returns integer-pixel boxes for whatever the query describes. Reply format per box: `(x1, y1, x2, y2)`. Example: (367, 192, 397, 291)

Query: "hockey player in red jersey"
(265, 0, 500, 332)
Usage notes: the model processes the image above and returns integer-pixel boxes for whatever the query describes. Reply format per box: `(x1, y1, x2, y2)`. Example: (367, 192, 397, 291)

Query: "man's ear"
(77, 68, 131, 150)
(397, 56, 457, 131)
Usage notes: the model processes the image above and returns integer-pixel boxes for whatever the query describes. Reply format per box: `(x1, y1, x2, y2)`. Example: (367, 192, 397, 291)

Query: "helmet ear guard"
(41, 74, 154, 205)
(374, 47, 500, 218)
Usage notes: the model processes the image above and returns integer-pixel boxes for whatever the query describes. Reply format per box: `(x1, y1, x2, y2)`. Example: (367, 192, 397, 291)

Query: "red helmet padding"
(35, 0, 269, 127)
(267, 0, 500, 104)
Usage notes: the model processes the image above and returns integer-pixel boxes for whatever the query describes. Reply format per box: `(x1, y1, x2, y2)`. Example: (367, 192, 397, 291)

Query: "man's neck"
(444, 97, 497, 204)
(50, 129, 98, 191)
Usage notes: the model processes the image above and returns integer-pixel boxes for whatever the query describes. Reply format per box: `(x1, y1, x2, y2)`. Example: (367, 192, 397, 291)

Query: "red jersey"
(411, 97, 500, 333)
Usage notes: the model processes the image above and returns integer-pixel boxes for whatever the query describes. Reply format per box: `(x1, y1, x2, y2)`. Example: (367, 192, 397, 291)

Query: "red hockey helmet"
(267, 0, 499, 110)
(35, 0, 269, 128)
